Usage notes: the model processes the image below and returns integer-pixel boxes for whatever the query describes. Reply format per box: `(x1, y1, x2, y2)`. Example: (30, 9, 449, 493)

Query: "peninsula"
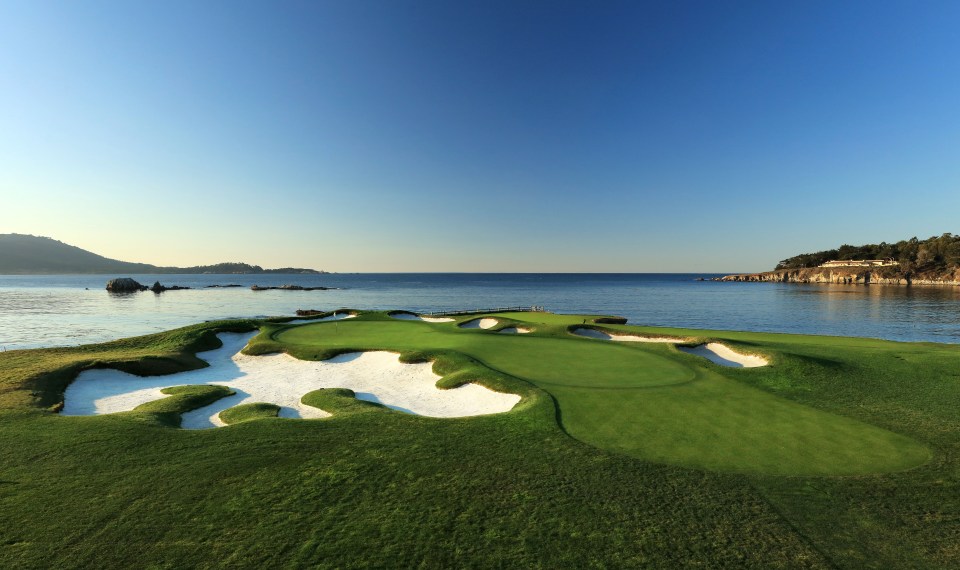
(0, 234, 324, 275)
(718, 233, 960, 285)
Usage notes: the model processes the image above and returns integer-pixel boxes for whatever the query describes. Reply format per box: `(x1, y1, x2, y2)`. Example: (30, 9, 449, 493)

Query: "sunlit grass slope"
(0, 310, 957, 568)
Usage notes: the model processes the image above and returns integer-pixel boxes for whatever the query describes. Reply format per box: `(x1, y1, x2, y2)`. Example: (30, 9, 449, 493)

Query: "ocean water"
(1, 273, 960, 350)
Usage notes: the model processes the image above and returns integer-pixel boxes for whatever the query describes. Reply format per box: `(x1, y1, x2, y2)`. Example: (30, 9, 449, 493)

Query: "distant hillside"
(775, 233, 960, 275)
(718, 233, 960, 285)
(0, 234, 323, 275)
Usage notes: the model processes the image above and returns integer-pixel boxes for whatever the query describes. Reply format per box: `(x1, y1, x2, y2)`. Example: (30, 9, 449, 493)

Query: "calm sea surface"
(2, 273, 960, 350)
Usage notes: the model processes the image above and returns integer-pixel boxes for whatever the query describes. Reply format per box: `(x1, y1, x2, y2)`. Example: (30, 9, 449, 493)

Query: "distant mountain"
(0, 234, 323, 275)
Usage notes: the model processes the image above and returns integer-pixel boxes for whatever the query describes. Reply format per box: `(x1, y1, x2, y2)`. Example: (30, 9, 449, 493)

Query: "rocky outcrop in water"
(150, 281, 191, 293)
(296, 309, 329, 316)
(105, 278, 147, 292)
(106, 278, 193, 293)
(251, 284, 334, 291)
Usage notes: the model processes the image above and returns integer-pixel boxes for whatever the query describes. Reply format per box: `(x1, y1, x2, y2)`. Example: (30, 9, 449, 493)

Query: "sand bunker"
(288, 312, 356, 324)
(460, 318, 499, 329)
(571, 328, 767, 368)
(677, 343, 768, 368)
(61, 332, 521, 429)
(572, 327, 684, 343)
(389, 312, 455, 323)
(498, 327, 531, 334)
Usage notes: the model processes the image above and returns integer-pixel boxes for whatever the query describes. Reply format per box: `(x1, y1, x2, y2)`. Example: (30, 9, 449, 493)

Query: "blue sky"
(2, 1, 958, 272)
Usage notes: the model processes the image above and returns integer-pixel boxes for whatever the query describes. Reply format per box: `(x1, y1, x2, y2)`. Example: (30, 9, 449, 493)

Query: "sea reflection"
(782, 283, 960, 322)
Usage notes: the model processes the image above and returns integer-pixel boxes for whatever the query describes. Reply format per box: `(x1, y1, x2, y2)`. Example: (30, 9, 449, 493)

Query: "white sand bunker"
(572, 327, 685, 343)
(460, 318, 499, 329)
(61, 332, 521, 429)
(498, 327, 531, 334)
(389, 312, 455, 323)
(678, 343, 768, 368)
(288, 312, 356, 324)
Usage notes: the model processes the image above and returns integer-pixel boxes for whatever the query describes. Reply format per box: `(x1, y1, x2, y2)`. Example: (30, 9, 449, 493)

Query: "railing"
(421, 305, 545, 317)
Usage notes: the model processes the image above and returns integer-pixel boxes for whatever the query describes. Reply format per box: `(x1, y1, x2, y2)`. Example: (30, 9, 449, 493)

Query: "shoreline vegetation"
(718, 232, 960, 285)
(0, 309, 956, 567)
(0, 234, 325, 275)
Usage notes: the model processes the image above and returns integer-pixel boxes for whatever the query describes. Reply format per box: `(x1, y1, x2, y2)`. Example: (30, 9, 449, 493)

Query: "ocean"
(2, 273, 960, 350)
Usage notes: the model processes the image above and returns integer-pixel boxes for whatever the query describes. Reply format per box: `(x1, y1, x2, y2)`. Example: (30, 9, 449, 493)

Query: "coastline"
(716, 267, 960, 286)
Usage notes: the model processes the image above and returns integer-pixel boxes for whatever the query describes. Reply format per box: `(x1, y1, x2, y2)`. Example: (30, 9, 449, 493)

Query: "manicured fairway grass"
(0, 310, 958, 568)
(272, 313, 929, 475)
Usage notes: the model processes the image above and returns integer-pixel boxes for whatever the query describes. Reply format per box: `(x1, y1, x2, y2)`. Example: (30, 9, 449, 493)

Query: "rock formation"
(105, 278, 147, 292)
(105, 278, 192, 293)
(150, 281, 191, 293)
(716, 267, 960, 286)
(250, 284, 333, 291)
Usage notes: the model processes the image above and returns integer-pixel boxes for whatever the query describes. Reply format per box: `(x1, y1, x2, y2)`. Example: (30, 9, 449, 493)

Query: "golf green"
(272, 312, 929, 475)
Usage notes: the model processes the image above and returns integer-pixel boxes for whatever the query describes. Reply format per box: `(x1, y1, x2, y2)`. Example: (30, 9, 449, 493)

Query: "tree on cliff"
(775, 233, 960, 276)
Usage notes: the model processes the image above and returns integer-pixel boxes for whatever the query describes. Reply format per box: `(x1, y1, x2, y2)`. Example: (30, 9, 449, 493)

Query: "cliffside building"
(819, 259, 899, 268)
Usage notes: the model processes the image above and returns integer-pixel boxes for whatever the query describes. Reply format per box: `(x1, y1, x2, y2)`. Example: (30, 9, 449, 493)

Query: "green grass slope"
(0, 310, 956, 568)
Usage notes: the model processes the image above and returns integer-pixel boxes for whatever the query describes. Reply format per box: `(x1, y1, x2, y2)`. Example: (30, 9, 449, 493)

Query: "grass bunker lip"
(677, 342, 769, 368)
(571, 326, 688, 343)
(388, 311, 455, 323)
(459, 317, 499, 329)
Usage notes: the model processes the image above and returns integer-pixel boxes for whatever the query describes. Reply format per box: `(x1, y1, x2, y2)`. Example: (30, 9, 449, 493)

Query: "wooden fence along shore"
(422, 306, 545, 317)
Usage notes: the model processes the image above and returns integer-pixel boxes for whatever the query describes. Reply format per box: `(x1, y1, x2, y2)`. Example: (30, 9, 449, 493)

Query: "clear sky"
(2, 1, 958, 272)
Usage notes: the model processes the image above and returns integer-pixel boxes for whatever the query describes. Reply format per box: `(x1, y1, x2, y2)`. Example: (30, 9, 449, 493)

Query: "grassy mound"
(133, 384, 235, 427)
(301, 388, 390, 416)
(219, 402, 281, 425)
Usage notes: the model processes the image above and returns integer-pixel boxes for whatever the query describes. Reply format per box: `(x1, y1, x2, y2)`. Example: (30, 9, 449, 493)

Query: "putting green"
(273, 313, 930, 476)
(277, 320, 694, 389)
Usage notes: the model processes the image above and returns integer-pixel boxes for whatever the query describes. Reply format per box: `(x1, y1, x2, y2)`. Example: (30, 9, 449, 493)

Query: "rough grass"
(0, 310, 957, 568)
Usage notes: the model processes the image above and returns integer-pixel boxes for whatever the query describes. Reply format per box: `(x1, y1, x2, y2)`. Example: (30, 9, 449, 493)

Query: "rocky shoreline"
(105, 279, 335, 293)
(715, 267, 960, 286)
